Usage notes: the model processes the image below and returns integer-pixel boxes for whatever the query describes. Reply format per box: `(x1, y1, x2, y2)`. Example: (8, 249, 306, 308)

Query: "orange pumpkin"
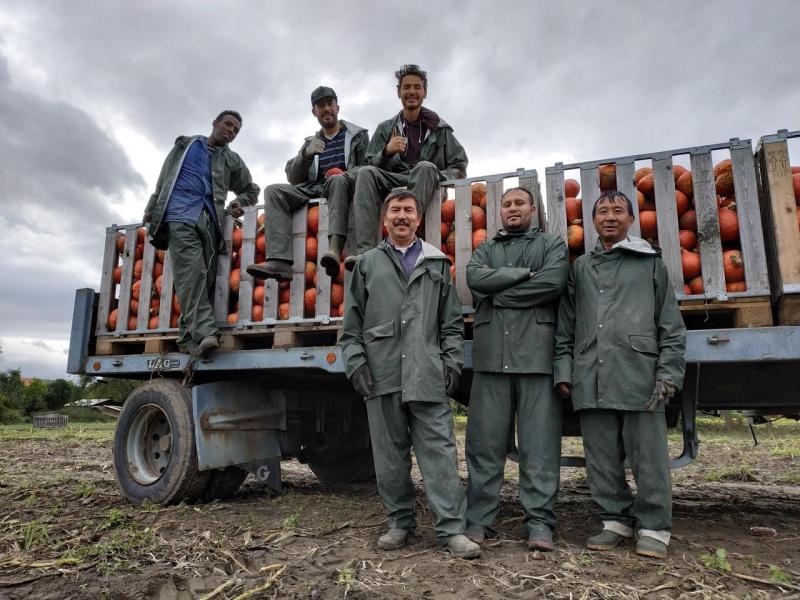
(155, 249, 166, 263)
(715, 172, 735, 197)
(154, 275, 163, 295)
(723, 250, 745, 283)
(441, 222, 450, 240)
(131, 279, 141, 301)
(149, 298, 160, 315)
(718, 208, 740, 243)
(471, 205, 487, 231)
(279, 287, 290, 304)
(148, 315, 159, 329)
(639, 211, 658, 239)
(172, 294, 181, 315)
(307, 206, 319, 235)
(133, 259, 143, 280)
(688, 275, 704, 295)
(329, 305, 340, 318)
(564, 179, 580, 198)
(136, 227, 146, 245)
(634, 167, 653, 184)
(331, 283, 344, 306)
(127, 315, 138, 330)
(278, 302, 290, 320)
(566, 197, 582, 224)
(675, 190, 690, 217)
(306, 236, 318, 261)
(638, 173, 655, 199)
(441, 198, 456, 223)
(683, 284, 691, 295)
(256, 233, 265, 254)
(229, 268, 241, 294)
(636, 190, 646, 211)
(113, 266, 122, 284)
(675, 171, 693, 199)
(135, 243, 144, 260)
(170, 314, 179, 328)
(445, 230, 456, 255)
(567, 225, 584, 252)
(304, 288, 316, 315)
(129, 299, 139, 315)
(714, 159, 732, 179)
(305, 261, 316, 286)
(226, 312, 238, 324)
(107, 308, 118, 331)
(792, 173, 800, 203)
(253, 286, 265, 304)
(672, 164, 689, 182)
(232, 227, 243, 250)
(726, 281, 747, 293)
(116, 234, 125, 253)
(681, 249, 701, 279)
(599, 164, 616, 191)
(471, 183, 487, 206)
(679, 210, 697, 233)
(679, 230, 697, 250)
(249, 304, 263, 321)
(472, 229, 487, 249)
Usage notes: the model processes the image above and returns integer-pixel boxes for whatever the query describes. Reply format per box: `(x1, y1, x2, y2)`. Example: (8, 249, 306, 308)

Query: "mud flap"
(192, 381, 284, 477)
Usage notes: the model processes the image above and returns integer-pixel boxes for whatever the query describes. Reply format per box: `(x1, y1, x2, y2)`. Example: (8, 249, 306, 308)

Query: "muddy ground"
(0, 419, 799, 600)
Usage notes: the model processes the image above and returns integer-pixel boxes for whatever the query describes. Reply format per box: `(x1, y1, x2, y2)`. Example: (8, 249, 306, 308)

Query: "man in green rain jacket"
(554, 190, 686, 559)
(340, 189, 480, 559)
(345, 64, 467, 267)
(143, 110, 259, 357)
(465, 187, 569, 551)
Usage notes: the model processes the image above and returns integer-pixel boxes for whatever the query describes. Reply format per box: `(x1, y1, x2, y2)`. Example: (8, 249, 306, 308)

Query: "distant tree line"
(0, 369, 139, 423)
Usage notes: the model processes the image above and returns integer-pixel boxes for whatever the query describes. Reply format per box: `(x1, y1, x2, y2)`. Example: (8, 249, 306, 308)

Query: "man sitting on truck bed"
(344, 64, 468, 270)
(143, 110, 260, 358)
(247, 86, 369, 281)
(554, 190, 686, 560)
(340, 189, 481, 560)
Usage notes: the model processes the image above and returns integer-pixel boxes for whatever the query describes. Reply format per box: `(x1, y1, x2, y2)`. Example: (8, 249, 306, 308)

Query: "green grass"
(0, 421, 115, 441)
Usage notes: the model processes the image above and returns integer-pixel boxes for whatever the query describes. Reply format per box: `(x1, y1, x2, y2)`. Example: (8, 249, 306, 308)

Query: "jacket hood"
(340, 119, 366, 136)
(594, 235, 659, 256)
(394, 107, 450, 132)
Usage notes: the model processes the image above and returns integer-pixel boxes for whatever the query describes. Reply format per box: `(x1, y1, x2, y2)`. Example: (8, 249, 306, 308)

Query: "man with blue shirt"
(247, 86, 369, 281)
(143, 110, 259, 358)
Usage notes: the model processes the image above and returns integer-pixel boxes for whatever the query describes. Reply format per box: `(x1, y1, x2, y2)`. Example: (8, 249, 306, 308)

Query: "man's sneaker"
(198, 335, 219, 359)
(446, 534, 481, 559)
(527, 528, 555, 552)
(246, 260, 293, 281)
(586, 529, 627, 551)
(635, 536, 668, 559)
(319, 251, 341, 279)
(343, 254, 361, 272)
(465, 524, 488, 544)
(377, 528, 410, 550)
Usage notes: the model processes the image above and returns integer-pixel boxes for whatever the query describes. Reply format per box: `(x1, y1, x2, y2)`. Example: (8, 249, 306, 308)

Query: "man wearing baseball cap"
(248, 86, 369, 280)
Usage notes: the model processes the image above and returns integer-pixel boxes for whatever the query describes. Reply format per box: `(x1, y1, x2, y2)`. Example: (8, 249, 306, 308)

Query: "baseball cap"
(311, 86, 337, 105)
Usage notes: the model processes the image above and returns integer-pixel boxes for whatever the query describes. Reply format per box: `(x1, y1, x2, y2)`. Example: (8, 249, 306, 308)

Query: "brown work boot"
(198, 335, 219, 359)
(446, 534, 481, 559)
(635, 536, 668, 559)
(527, 528, 555, 552)
(377, 528, 410, 550)
(246, 260, 292, 281)
(320, 251, 341, 278)
(343, 254, 361, 272)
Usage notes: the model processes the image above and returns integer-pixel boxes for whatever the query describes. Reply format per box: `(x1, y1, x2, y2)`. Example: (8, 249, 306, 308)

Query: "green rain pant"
(365, 393, 467, 543)
(465, 373, 562, 534)
(264, 172, 356, 262)
(166, 210, 219, 347)
(578, 409, 672, 538)
(352, 161, 441, 254)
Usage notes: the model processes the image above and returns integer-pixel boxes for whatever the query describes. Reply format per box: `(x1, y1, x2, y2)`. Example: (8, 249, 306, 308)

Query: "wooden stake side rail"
(545, 138, 770, 303)
(755, 130, 800, 325)
(92, 169, 540, 344)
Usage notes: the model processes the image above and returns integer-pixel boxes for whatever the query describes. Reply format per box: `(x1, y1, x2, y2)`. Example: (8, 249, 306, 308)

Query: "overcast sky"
(0, 1, 798, 379)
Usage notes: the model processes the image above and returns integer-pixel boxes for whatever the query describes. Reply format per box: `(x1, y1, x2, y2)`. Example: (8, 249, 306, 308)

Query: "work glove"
(351, 364, 373, 399)
(644, 380, 677, 411)
(228, 200, 244, 218)
(444, 366, 460, 397)
(303, 138, 326, 158)
(556, 382, 571, 399)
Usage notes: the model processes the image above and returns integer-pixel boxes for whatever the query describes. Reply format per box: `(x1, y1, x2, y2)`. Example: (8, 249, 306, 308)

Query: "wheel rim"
(126, 404, 173, 485)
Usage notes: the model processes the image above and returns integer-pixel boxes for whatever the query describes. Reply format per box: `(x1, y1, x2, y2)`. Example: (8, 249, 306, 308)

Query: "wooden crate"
(545, 139, 771, 314)
(754, 130, 800, 325)
(91, 169, 543, 352)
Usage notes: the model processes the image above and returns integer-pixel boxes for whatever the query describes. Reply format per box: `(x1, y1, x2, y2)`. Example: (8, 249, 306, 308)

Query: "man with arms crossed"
(340, 190, 480, 559)
(345, 64, 467, 268)
(247, 86, 368, 281)
(465, 187, 569, 551)
(144, 110, 259, 357)
(554, 190, 686, 559)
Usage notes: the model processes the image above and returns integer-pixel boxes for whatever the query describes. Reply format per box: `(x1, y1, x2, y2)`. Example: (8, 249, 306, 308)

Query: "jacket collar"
(492, 227, 539, 241)
(591, 235, 660, 257)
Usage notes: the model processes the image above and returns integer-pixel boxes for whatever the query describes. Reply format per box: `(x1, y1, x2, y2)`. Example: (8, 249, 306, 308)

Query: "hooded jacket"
(553, 236, 687, 412)
(341, 238, 463, 402)
(144, 135, 259, 251)
(365, 107, 467, 181)
(285, 120, 369, 186)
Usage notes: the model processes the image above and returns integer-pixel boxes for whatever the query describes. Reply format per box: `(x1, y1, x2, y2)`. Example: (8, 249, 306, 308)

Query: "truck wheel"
(113, 379, 210, 505)
(308, 450, 375, 485)
(200, 466, 248, 501)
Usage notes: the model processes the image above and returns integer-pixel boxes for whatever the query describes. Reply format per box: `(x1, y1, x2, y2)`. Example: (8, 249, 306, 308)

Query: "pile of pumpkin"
(107, 226, 176, 331)
(562, 160, 748, 294)
(440, 184, 488, 278)
(229, 207, 346, 323)
(793, 167, 800, 231)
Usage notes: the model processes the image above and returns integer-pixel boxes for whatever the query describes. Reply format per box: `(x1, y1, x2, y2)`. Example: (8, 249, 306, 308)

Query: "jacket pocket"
(473, 305, 492, 327)
(629, 335, 659, 356)
(534, 306, 556, 325)
(365, 320, 395, 343)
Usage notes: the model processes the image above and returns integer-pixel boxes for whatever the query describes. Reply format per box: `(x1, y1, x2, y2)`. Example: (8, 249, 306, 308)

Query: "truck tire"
(200, 466, 248, 501)
(113, 379, 210, 505)
(308, 450, 375, 485)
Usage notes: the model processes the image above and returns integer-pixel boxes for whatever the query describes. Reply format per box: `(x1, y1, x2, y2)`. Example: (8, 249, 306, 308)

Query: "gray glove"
(644, 380, 677, 411)
(228, 200, 244, 218)
(351, 365, 373, 399)
(444, 366, 459, 397)
(303, 138, 326, 158)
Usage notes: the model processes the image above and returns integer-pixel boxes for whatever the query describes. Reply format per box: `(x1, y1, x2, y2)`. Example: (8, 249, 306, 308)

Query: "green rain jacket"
(365, 108, 467, 181)
(468, 228, 569, 374)
(144, 135, 260, 252)
(284, 120, 369, 187)
(341, 239, 463, 402)
(553, 236, 687, 412)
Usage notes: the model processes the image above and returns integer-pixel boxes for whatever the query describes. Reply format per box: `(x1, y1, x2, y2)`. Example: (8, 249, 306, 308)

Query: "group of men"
(143, 63, 687, 562)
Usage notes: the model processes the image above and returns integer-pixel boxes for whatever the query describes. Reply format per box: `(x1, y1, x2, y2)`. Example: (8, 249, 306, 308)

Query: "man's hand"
(142, 212, 152, 224)
(303, 138, 326, 158)
(644, 380, 677, 411)
(351, 365, 373, 399)
(383, 127, 407, 157)
(556, 382, 571, 398)
(228, 200, 244, 218)
(444, 366, 460, 397)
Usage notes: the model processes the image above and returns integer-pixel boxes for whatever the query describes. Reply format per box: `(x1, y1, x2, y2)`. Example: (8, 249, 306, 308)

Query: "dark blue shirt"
(316, 127, 347, 182)
(389, 237, 422, 279)
(163, 138, 218, 224)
